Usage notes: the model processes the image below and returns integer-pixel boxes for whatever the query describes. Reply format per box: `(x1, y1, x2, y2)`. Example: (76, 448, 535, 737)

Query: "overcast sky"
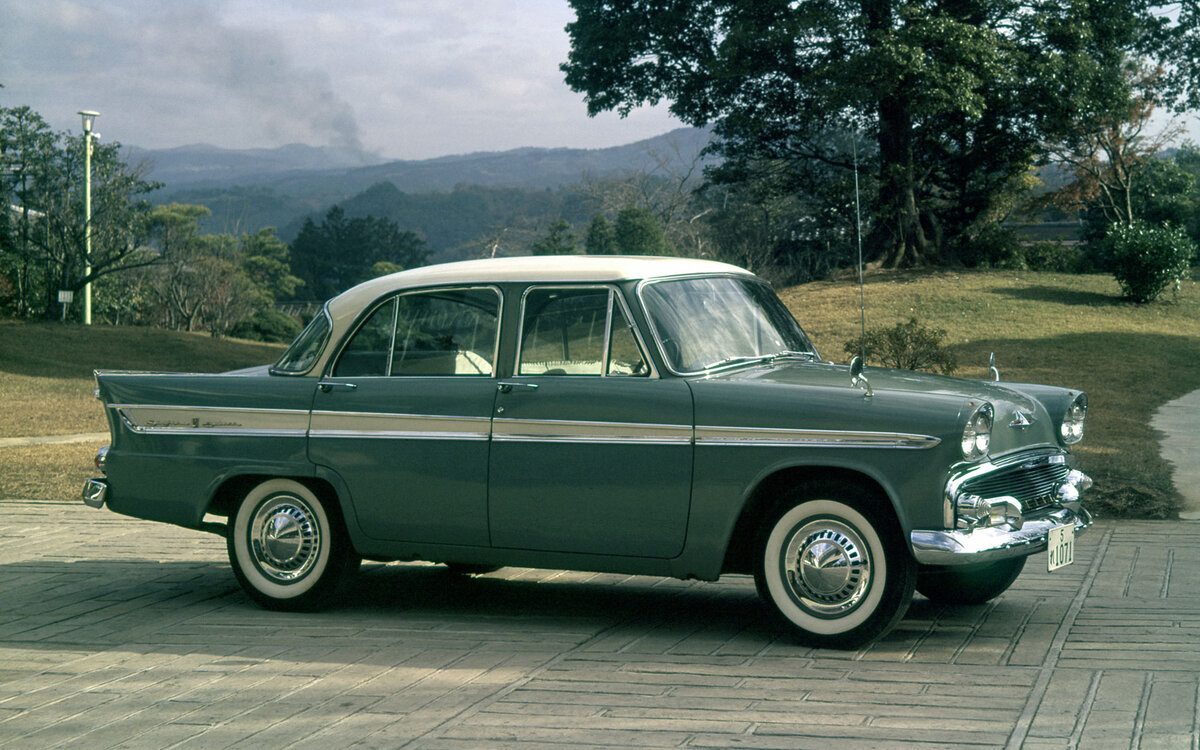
(0, 0, 682, 160)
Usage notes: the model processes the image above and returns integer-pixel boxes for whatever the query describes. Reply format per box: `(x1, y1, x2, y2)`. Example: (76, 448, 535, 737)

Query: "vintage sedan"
(83, 256, 1092, 648)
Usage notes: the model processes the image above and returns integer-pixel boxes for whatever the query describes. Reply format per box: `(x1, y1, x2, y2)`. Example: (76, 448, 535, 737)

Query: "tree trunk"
(872, 94, 930, 268)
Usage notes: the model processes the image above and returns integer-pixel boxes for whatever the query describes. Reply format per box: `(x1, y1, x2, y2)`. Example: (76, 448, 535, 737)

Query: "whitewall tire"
(227, 478, 358, 611)
(754, 485, 915, 649)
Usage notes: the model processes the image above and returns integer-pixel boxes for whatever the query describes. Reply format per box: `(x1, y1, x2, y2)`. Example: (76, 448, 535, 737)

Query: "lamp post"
(79, 110, 99, 325)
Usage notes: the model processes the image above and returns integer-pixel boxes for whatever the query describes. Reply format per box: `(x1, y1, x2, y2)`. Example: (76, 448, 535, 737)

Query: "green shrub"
(957, 225, 1024, 269)
(1020, 241, 1087, 272)
(229, 308, 302, 344)
(843, 317, 958, 374)
(1101, 221, 1195, 303)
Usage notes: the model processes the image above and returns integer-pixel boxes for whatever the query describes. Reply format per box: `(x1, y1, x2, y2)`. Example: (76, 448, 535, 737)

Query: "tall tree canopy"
(290, 206, 430, 300)
(1, 105, 158, 317)
(562, 0, 1200, 266)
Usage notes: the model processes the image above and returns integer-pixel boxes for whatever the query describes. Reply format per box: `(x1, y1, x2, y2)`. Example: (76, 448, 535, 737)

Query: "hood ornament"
(1009, 410, 1034, 429)
(849, 356, 874, 398)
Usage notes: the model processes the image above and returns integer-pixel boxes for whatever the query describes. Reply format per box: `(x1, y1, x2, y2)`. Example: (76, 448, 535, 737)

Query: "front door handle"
(318, 381, 358, 393)
(497, 382, 539, 394)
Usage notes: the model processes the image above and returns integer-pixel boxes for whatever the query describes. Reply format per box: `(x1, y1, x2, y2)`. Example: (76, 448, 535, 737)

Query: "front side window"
(332, 288, 500, 377)
(640, 276, 815, 373)
(519, 287, 648, 376)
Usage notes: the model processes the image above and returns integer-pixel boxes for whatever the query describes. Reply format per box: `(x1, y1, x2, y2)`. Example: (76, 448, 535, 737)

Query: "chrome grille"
(961, 461, 1069, 511)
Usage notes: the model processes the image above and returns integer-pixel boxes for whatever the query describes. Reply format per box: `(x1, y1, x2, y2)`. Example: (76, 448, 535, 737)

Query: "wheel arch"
(206, 473, 347, 528)
(720, 465, 903, 575)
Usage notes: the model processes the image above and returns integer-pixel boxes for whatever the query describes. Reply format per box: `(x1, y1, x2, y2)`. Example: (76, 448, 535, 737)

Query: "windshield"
(271, 309, 332, 374)
(640, 276, 816, 373)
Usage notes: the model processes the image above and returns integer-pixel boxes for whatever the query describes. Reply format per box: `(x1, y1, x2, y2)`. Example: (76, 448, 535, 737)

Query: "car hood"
(694, 359, 1076, 457)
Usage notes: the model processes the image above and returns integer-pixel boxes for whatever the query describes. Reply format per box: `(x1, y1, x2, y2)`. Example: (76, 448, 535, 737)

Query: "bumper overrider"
(910, 450, 1094, 566)
(82, 477, 108, 508)
(82, 445, 109, 509)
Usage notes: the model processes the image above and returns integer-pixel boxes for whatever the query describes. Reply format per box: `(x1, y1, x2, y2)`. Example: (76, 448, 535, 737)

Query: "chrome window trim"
(326, 285, 504, 379)
(515, 284, 657, 378)
(493, 417, 692, 445)
(635, 274, 818, 377)
(112, 404, 310, 436)
(695, 425, 942, 449)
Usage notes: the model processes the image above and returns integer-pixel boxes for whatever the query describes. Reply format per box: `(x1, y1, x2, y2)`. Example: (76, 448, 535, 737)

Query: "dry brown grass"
(0, 321, 282, 438)
(0, 441, 106, 501)
(1, 322, 281, 503)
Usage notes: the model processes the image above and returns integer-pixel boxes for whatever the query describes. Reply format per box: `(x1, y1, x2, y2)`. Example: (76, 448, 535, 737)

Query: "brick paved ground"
(1, 501, 1198, 749)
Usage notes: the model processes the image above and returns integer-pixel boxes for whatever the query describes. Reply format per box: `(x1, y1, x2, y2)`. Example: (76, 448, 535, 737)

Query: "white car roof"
(326, 254, 754, 327)
(303, 255, 758, 377)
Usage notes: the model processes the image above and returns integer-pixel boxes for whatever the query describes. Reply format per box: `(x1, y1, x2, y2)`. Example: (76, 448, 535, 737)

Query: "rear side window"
(332, 288, 501, 377)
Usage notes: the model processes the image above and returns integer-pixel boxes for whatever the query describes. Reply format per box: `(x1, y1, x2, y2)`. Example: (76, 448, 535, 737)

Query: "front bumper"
(911, 505, 1092, 565)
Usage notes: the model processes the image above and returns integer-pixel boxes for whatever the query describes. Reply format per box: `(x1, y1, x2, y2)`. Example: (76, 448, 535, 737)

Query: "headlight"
(961, 403, 993, 461)
(1060, 393, 1087, 445)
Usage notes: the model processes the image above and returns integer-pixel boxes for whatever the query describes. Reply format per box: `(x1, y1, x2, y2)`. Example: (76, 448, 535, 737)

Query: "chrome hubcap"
(249, 495, 320, 583)
(783, 519, 871, 615)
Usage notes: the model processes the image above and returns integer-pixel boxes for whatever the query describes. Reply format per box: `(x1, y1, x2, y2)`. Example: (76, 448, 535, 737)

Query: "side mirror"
(849, 355, 873, 397)
(988, 352, 1000, 382)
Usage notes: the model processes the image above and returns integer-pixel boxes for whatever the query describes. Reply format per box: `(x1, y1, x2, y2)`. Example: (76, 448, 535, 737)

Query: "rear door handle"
(497, 382, 539, 394)
(318, 381, 358, 393)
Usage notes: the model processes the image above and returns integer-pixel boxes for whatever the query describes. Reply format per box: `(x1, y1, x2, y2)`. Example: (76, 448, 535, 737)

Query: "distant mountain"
(135, 126, 713, 194)
(123, 143, 386, 187)
(136, 127, 716, 248)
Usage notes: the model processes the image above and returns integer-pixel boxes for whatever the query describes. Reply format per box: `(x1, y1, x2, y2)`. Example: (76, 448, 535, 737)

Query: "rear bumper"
(82, 478, 107, 509)
(910, 505, 1092, 565)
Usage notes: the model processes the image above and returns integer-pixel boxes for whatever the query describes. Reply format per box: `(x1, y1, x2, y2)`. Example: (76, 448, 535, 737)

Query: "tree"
(290, 206, 429, 300)
(530, 219, 579, 255)
(239, 227, 303, 305)
(1044, 64, 1184, 236)
(126, 206, 301, 334)
(0, 105, 159, 318)
(585, 215, 618, 255)
(614, 206, 670, 255)
(561, 0, 1200, 268)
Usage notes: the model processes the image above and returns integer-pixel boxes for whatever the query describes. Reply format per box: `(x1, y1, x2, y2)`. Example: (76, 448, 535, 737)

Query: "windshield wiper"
(767, 350, 815, 361)
(706, 355, 775, 370)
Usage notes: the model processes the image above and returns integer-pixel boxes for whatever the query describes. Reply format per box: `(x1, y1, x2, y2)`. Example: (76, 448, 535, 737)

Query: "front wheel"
(917, 557, 1026, 605)
(754, 486, 915, 649)
(227, 479, 359, 611)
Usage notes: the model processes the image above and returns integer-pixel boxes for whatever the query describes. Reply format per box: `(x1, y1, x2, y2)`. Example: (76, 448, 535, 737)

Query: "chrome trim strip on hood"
(695, 425, 941, 449)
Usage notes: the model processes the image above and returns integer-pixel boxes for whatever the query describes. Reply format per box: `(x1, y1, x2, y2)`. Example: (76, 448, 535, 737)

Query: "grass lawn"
(2, 269, 1197, 517)
(0, 321, 282, 501)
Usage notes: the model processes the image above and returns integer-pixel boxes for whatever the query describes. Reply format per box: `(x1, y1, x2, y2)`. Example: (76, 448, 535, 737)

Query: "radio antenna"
(852, 132, 866, 364)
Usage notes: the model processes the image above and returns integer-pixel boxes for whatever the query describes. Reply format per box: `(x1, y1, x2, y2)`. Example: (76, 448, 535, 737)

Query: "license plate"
(1047, 523, 1074, 571)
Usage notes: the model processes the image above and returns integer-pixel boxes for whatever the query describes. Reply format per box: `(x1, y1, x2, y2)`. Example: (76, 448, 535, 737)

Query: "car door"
(308, 286, 501, 545)
(488, 285, 694, 558)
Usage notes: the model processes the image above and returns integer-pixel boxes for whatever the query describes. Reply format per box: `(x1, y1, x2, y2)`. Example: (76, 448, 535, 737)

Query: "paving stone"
(4, 504, 1200, 748)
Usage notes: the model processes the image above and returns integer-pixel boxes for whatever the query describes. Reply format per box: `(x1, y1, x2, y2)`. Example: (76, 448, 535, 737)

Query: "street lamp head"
(78, 110, 100, 133)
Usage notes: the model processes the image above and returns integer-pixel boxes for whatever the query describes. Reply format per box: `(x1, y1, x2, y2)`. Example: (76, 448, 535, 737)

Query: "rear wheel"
(227, 479, 359, 611)
(917, 557, 1026, 605)
(754, 484, 915, 649)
